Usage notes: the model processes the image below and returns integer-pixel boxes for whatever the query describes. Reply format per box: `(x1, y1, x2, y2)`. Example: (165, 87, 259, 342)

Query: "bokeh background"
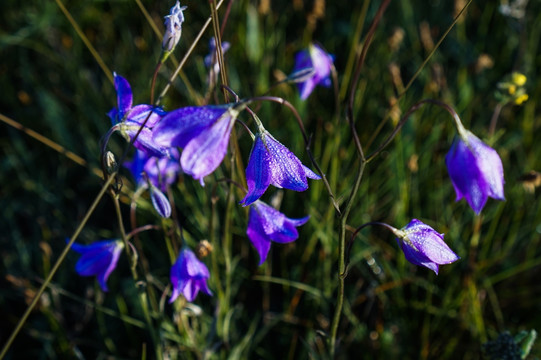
(1, 0, 541, 358)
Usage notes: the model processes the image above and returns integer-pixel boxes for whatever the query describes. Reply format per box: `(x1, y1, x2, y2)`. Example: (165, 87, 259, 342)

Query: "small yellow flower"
(508, 84, 516, 95)
(512, 72, 527, 86)
(515, 94, 529, 105)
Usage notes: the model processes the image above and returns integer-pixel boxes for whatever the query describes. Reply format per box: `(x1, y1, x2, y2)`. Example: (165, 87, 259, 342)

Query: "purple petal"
(113, 73, 133, 119)
(292, 45, 334, 100)
(399, 240, 440, 274)
(467, 133, 505, 201)
(246, 201, 309, 265)
(265, 135, 309, 191)
(240, 136, 272, 206)
(71, 240, 123, 292)
(405, 221, 459, 265)
(150, 185, 172, 218)
(123, 125, 170, 158)
(127, 105, 166, 128)
(302, 165, 321, 180)
(153, 106, 229, 148)
(142, 149, 181, 190)
(180, 109, 235, 183)
(169, 249, 211, 303)
(310, 44, 333, 88)
(246, 207, 273, 265)
(446, 136, 487, 214)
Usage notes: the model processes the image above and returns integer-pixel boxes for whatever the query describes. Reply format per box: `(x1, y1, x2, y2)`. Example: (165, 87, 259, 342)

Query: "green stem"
(0, 174, 117, 359)
(112, 192, 162, 359)
(329, 161, 366, 356)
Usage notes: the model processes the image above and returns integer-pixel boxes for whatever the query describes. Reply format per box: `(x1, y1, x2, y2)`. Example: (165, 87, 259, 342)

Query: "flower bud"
(162, 1, 187, 53)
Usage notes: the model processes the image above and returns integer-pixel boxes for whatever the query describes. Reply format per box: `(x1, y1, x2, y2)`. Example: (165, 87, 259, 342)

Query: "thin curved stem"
(346, 0, 392, 161)
(329, 160, 366, 354)
(246, 96, 341, 214)
(345, 221, 398, 271)
(398, 0, 473, 98)
(366, 99, 463, 162)
(53, 0, 113, 83)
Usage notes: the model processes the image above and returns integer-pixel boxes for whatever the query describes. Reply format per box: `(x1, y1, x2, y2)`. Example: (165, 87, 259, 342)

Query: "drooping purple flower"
(162, 1, 187, 52)
(246, 201, 310, 265)
(291, 43, 334, 100)
(394, 219, 459, 274)
(445, 130, 505, 214)
(70, 239, 124, 292)
(152, 104, 241, 185)
(204, 37, 231, 75)
(170, 249, 212, 303)
(240, 131, 320, 206)
(107, 73, 169, 157)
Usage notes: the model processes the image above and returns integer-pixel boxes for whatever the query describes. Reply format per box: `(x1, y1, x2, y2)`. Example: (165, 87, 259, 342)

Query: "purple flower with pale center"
(70, 239, 124, 292)
(162, 1, 187, 52)
(291, 43, 334, 100)
(445, 130, 505, 214)
(394, 219, 459, 274)
(107, 73, 169, 157)
(204, 37, 231, 75)
(152, 104, 240, 185)
(170, 249, 212, 303)
(240, 131, 320, 206)
(246, 201, 310, 265)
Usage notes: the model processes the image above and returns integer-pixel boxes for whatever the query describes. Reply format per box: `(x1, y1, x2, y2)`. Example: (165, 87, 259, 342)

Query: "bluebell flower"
(152, 104, 241, 185)
(246, 201, 310, 265)
(291, 44, 334, 100)
(204, 37, 231, 75)
(70, 239, 124, 292)
(394, 219, 459, 274)
(108, 73, 169, 157)
(240, 131, 320, 206)
(162, 1, 187, 52)
(170, 249, 212, 303)
(445, 130, 505, 214)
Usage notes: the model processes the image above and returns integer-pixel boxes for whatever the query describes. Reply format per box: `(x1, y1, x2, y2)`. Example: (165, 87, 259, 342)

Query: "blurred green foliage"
(1, 0, 541, 359)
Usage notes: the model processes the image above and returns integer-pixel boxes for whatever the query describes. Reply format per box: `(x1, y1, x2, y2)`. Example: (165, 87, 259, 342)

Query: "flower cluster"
(70, 1, 510, 308)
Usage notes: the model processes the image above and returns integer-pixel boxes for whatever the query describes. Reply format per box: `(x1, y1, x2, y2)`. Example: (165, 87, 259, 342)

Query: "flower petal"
(398, 240, 440, 274)
(446, 136, 487, 214)
(169, 249, 211, 303)
(114, 73, 133, 119)
(266, 135, 309, 191)
(150, 185, 172, 218)
(180, 109, 236, 183)
(247, 207, 273, 265)
(153, 106, 229, 148)
(70, 240, 123, 292)
(467, 133, 505, 201)
(127, 105, 166, 128)
(240, 136, 272, 206)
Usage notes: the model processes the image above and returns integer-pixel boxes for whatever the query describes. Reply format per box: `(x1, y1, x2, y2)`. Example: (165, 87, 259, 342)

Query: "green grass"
(1, 0, 541, 358)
